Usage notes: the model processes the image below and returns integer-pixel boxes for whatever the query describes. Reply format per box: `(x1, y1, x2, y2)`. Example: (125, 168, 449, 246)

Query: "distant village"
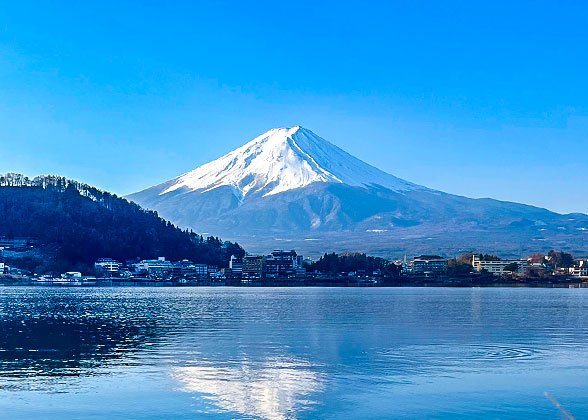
(1, 236, 587, 287)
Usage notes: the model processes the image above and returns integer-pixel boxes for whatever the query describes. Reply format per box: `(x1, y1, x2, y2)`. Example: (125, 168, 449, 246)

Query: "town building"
(472, 255, 528, 274)
(527, 262, 546, 272)
(208, 267, 225, 280)
(133, 257, 173, 276)
(193, 264, 208, 277)
(264, 250, 305, 279)
(0, 237, 36, 249)
(207, 266, 219, 277)
(171, 260, 195, 278)
(94, 258, 121, 275)
(0, 262, 5, 274)
(229, 255, 243, 275)
(409, 255, 447, 276)
(242, 255, 264, 282)
(571, 260, 588, 278)
(170, 261, 209, 278)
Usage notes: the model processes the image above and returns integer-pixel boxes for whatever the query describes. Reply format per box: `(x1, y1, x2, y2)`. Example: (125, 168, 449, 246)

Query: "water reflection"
(173, 359, 323, 420)
(0, 288, 158, 389)
(3, 287, 588, 419)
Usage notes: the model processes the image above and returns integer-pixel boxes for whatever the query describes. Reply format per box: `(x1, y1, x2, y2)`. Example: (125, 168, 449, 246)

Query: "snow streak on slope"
(161, 126, 421, 198)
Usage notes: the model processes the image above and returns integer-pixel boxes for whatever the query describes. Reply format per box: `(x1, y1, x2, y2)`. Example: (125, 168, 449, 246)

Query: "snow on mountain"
(159, 126, 421, 199)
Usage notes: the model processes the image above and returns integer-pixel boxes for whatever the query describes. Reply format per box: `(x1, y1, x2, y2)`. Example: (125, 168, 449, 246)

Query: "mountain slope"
(128, 127, 588, 257)
(0, 174, 244, 273)
(141, 126, 420, 200)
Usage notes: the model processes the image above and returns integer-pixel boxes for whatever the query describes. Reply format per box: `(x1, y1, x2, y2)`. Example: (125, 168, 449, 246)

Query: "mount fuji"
(127, 126, 588, 257)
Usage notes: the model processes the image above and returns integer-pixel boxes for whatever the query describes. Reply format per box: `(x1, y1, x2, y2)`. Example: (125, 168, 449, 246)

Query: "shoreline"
(1, 277, 587, 288)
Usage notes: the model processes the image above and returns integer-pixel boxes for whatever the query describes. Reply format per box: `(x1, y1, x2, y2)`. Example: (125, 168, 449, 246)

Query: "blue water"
(1, 287, 588, 419)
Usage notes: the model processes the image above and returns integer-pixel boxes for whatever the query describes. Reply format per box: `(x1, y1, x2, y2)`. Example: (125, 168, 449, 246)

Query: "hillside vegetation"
(0, 174, 244, 274)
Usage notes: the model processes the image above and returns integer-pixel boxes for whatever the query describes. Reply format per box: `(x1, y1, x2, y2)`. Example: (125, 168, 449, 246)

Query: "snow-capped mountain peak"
(127, 126, 588, 256)
(159, 126, 420, 198)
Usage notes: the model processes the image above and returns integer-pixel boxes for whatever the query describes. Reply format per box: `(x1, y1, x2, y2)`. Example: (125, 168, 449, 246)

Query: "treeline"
(307, 252, 399, 277)
(0, 174, 244, 274)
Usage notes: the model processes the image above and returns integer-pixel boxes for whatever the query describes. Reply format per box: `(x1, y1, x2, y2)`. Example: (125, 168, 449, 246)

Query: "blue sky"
(0, 0, 586, 213)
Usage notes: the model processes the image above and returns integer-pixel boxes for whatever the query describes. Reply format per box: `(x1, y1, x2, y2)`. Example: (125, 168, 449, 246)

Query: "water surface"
(1, 287, 587, 419)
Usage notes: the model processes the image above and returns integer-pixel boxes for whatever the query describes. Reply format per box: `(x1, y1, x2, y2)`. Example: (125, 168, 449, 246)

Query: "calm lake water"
(1, 287, 588, 419)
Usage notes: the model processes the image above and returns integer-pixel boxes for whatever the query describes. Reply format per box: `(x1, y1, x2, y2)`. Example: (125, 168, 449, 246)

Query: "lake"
(1, 286, 587, 419)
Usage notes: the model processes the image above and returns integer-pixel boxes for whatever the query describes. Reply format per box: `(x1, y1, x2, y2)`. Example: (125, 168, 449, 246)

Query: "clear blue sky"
(0, 1, 586, 213)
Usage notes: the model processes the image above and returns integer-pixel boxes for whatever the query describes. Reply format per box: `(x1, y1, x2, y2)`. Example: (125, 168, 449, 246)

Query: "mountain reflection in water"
(173, 359, 323, 420)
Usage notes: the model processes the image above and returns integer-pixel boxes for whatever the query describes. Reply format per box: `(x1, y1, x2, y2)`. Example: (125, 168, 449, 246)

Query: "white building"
(133, 257, 173, 274)
(472, 255, 528, 274)
(94, 258, 121, 274)
(192, 263, 208, 277)
(571, 260, 588, 278)
(0, 262, 5, 274)
(409, 255, 447, 276)
(229, 255, 243, 274)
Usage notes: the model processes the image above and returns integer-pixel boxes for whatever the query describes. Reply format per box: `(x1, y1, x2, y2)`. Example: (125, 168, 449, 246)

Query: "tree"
(503, 262, 520, 273)
(308, 252, 399, 278)
(447, 257, 473, 275)
(457, 252, 474, 265)
(547, 250, 574, 269)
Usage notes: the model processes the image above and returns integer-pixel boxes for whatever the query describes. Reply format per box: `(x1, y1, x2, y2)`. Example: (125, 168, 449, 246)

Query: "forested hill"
(0, 173, 245, 274)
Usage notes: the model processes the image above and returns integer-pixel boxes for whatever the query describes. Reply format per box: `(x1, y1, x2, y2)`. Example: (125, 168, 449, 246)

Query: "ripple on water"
(463, 344, 543, 361)
(378, 343, 545, 374)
